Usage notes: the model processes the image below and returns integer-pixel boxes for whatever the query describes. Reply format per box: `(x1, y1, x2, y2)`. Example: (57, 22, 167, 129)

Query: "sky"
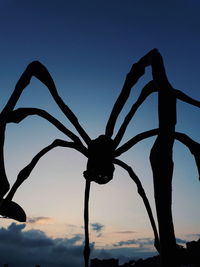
(0, 0, 200, 266)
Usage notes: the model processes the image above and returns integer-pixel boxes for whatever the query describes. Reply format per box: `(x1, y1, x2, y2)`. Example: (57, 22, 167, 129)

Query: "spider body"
(83, 135, 115, 184)
(0, 49, 162, 267)
(1, 49, 199, 267)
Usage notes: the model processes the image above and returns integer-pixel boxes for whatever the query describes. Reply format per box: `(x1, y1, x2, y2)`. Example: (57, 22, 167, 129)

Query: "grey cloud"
(113, 238, 154, 248)
(91, 223, 104, 232)
(92, 247, 158, 265)
(176, 238, 188, 244)
(0, 223, 84, 267)
(8, 223, 26, 232)
(0, 223, 189, 266)
(113, 231, 136, 234)
(107, 247, 158, 263)
(113, 237, 192, 249)
(26, 216, 53, 224)
(113, 239, 137, 247)
(90, 223, 104, 237)
(94, 248, 112, 259)
(186, 233, 200, 240)
(0, 223, 53, 248)
(54, 234, 83, 247)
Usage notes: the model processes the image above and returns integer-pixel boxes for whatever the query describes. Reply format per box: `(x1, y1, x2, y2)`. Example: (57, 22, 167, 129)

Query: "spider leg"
(149, 50, 179, 266)
(8, 107, 84, 145)
(114, 131, 200, 253)
(114, 87, 200, 152)
(83, 179, 91, 267)
(2, 61, 91, 145)
(113, 80, 156, 147)
(5, 139, 87, 203)
(114, 159, 160, 252)
(116, 128, 200, 181)
(0, 126, 10, 199)
(115, 85, 200, 148)
(0, 60, 91, 200)
(174, 132, 200, 181)
(105, 49, 157, 138)
(172, 88, 200, 107)
(115, 129, 158, 156)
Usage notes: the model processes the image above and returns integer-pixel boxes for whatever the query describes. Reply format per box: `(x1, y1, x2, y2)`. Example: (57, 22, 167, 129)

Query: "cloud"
(113, 231, 136, 235)
(0, 223, 155, 266)
(0, 222, 84, 267)
(90, 223, 104, 237)
(103, 247, 158, 264)
(113, 238, 154, 248)
(113, 239, 137, 247)
(185, 233, 200, 240)
(176, 238, 187, 244)
(26, 216, 53, 225)
(0, 223, 195, 266)
(67, 223, 81, 229)
(91, 247, 158, 264)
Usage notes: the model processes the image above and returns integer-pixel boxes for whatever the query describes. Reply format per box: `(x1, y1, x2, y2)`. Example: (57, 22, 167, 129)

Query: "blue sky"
(0, 0, 200, 266)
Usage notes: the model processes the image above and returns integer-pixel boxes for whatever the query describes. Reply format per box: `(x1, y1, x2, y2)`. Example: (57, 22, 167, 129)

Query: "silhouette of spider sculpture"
(0, 49, 199, 267)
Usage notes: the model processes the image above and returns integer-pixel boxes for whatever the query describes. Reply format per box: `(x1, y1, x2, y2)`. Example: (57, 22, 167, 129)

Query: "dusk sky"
(0, 0, 200, 266)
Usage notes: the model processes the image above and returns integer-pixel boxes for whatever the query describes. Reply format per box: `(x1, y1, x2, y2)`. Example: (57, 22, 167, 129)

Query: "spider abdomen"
(83, 135, 115, 184)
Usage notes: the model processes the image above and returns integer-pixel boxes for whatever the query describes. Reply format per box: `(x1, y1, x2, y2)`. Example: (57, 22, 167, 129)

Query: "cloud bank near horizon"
(0, 222, 84, 267)
(0, 222, 156, 266)
(0, 223, 197, 266)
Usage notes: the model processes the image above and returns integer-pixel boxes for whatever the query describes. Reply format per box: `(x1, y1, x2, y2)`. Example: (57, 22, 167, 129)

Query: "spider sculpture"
(0, 49, 199, 267)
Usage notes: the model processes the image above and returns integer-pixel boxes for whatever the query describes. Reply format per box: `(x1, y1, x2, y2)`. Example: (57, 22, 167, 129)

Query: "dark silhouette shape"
(0, 49, 199, 267)
(90, 258, 119, 267)
(91, 240, 200, 267)
(0, 199, 26, 222)
(149, 51, 177, 266)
